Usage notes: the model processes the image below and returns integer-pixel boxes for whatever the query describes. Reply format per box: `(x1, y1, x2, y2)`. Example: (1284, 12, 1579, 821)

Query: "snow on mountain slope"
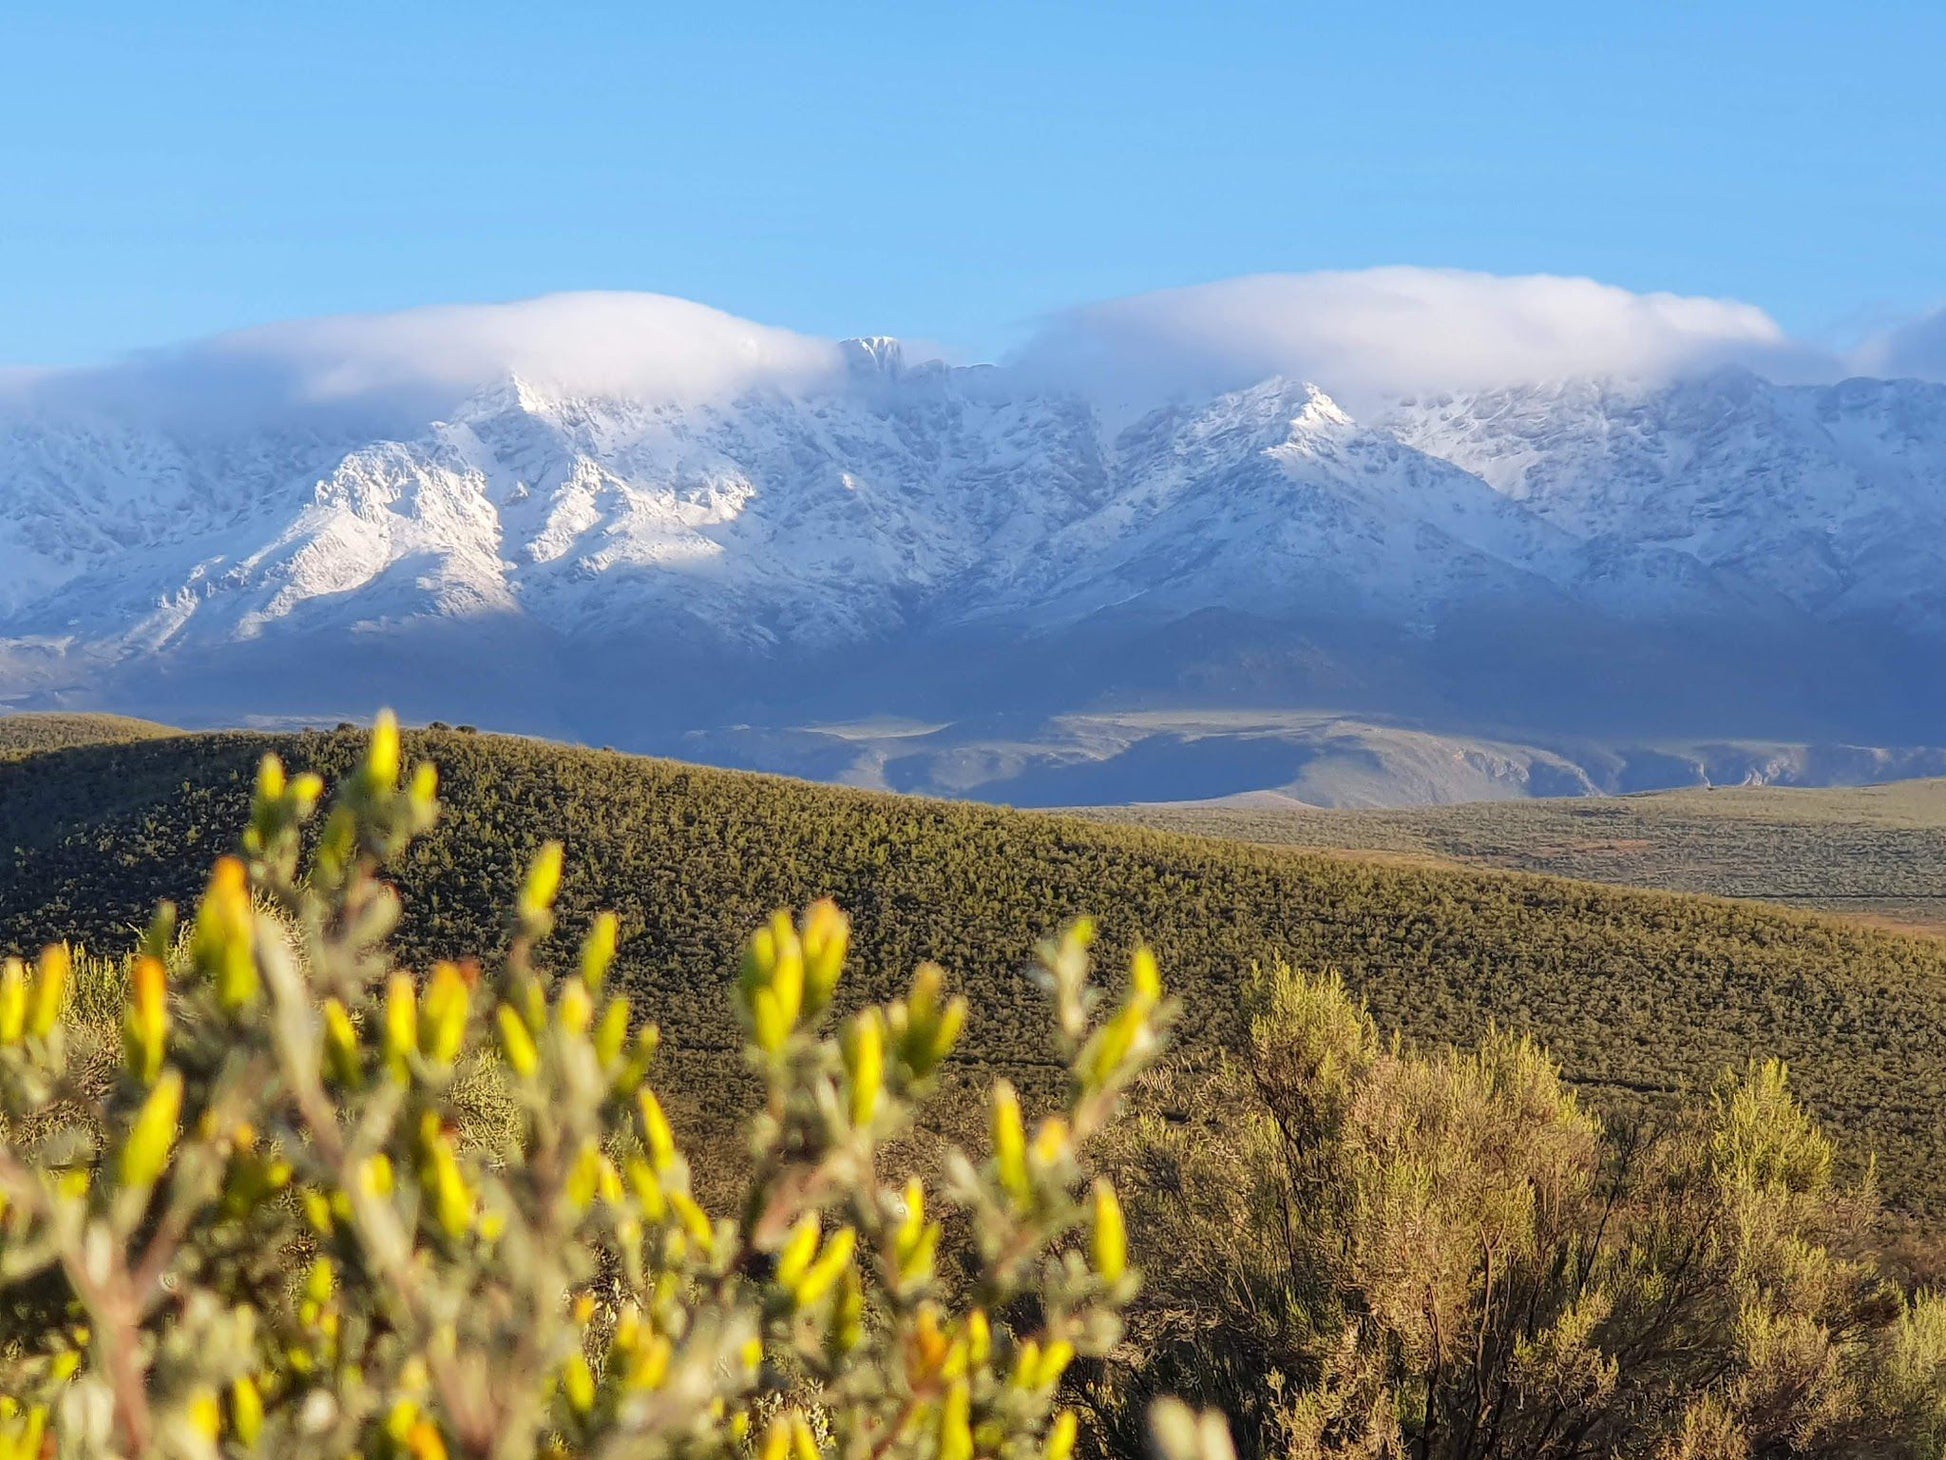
(1382, 371, 1946, 631)
(7, 351, 1595, 660)
(1004, 378, 1592, 628)
(0, 346, 1101, 656)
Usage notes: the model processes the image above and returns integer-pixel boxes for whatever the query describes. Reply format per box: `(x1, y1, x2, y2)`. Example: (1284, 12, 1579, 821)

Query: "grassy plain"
(1090, 780, 1946, 936)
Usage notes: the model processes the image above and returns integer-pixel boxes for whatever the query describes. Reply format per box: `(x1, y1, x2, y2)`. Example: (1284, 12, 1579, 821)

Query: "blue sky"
(2, 1, 1941, 367)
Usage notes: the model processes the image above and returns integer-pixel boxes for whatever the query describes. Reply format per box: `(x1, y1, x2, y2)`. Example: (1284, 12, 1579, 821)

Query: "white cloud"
(4, 292, 846, 435)
(1853, 306, 1946, 381)
(5, 273, 1941, 439)
(1007, 268, 1837, 416)
(237, 292, 845, 403)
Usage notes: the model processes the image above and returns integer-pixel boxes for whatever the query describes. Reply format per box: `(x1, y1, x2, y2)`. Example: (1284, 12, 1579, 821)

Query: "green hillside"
(1092, 779, 1946, 935)
(8, 729, 1946, 1220)
(0, 711, 178, 759)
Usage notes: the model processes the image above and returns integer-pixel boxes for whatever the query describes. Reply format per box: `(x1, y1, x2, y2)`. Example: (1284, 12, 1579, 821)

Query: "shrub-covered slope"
(0, 711, 177, 759)
(7, 728, 1946, 1214)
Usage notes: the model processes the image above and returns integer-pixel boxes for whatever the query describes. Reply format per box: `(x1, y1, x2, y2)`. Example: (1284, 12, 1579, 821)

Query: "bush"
(0, 714, 1172, 1458)
(1087, 966, 1946, 1460)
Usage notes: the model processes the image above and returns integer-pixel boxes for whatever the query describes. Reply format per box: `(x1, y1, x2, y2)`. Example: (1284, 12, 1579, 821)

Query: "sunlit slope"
(1094, 779, 1946, 934)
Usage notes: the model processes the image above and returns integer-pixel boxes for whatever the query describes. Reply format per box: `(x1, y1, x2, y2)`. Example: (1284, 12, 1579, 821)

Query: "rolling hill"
(7, 726, 1946, 1229)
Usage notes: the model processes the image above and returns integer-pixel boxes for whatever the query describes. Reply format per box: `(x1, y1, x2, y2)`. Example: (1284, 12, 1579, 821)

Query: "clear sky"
(2, 1, 1941, 367)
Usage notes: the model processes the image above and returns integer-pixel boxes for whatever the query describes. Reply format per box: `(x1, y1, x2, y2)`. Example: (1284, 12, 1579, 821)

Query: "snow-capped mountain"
(1381, 372, 1946, 633)
(5, 315, 1946, 802)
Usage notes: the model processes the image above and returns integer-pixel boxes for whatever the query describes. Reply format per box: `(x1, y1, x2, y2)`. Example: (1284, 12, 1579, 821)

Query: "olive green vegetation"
(1087, 966, 1946, 1460)
(0, 711, 179, 760)
(1088, 780, 1946, 936)
(9, 730, 1946, 1229)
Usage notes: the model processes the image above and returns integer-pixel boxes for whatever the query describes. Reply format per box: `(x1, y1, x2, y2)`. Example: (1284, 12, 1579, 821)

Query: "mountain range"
(5, 319, 1945, 806)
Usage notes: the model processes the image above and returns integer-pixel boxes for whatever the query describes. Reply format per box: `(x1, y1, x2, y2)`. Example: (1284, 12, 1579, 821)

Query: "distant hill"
(0, 712, 177, 759)
(9, 726, 1946, 1227)
(684, 711, 1946, 809)
(1093, 779, 1946, 936)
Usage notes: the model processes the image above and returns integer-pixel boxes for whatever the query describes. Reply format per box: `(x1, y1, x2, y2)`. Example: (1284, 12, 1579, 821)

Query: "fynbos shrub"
(0, 713, 1172, 1459)
(1089, 966, 1946, 1460)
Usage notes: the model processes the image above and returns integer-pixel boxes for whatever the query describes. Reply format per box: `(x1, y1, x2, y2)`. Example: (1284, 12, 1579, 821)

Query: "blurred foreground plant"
(0, 712, 1172, 1459)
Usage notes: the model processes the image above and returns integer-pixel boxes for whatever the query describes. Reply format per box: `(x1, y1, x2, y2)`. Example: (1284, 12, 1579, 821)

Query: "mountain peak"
(1288, 380, 1353, 427)
(1209, 376, 1353, 436)
(451, 372, 562, 424)
(841, 336, 905, 378)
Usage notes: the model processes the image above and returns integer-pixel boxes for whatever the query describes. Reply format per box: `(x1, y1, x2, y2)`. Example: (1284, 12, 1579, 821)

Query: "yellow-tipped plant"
(117, 1068, 183, 1192)
(0, 712, 1170, 1460)
(122, 954, 170, 1084)
(0, 959, 26, 1046)
(26, 946, 68, 1040)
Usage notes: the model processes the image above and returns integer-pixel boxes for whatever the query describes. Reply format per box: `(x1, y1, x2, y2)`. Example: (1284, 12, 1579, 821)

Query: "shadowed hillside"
(0, 711, 177, 759)
(7, 728, 1946, 1220)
